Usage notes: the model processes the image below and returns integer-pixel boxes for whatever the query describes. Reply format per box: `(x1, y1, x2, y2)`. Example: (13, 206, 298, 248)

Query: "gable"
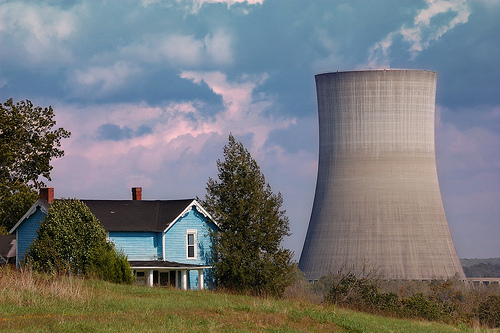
(163, 206, 217, 265)
(9, 199, 50, 234)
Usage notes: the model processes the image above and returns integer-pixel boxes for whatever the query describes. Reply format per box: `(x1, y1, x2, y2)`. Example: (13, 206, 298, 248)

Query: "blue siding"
(164, 207, 216, 266)
(108, 232, 162, 260)
(164, 207, 217, 290)
(16, 207, 46, 266)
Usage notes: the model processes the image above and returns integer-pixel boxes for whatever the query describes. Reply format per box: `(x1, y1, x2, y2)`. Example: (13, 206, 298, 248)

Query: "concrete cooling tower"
(299, 69, 465, 281)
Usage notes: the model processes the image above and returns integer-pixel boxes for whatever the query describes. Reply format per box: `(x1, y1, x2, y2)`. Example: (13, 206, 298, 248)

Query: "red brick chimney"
(39, 187, 54, 204)
(132, 187, 142, 201)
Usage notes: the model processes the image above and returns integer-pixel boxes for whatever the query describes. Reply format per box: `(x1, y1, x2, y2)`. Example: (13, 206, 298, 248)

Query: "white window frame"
(186, 229, 197, 260)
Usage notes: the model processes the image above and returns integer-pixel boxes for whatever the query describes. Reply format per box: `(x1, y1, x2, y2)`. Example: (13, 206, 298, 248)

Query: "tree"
(25, 199, 133, 284)
(201, 134, 294, 296)
(0, 98, 70, 230)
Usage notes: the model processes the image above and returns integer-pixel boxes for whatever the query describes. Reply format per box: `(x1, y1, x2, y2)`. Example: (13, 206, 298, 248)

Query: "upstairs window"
(186, 230, 197, 259)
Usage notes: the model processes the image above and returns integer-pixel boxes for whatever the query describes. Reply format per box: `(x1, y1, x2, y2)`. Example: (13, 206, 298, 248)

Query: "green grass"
(0, 268, 496, 332)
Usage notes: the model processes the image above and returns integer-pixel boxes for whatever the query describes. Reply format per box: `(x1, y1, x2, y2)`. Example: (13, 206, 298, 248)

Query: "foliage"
(0, 182, 38, 232)
(322, 272, 492, 325)
(0, 98, 70, 230)
(399, 292, 443, 321)
(25, 199, 132, 284)
(201, 134, 294, 297)
(463, 263, 500, 278)
(0, 226, 8, 235)
(87, 244, 134, 284)
(477, 295, 500, 328)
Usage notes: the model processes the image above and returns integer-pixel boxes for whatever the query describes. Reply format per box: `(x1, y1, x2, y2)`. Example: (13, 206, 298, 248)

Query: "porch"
(129, 260, 211, 290)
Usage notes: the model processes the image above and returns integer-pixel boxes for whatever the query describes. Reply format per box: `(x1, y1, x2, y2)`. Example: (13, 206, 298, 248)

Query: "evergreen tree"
(202, 134, 294, 296)
(26, 199, 133, 284)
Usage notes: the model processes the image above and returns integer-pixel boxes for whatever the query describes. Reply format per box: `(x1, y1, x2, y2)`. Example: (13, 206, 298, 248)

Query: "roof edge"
(9, 199, 50, 234)
(163, 199, 218, 233)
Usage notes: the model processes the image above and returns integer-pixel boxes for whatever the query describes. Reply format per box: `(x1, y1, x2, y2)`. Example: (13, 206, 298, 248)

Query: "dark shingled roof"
(82, 199, 196, 232)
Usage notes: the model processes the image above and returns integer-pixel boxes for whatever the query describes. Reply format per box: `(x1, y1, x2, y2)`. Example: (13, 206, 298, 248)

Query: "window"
(186, 230, 197, 259)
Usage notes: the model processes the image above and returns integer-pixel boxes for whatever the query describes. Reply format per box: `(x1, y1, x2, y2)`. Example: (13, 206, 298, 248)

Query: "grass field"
(0, 268, 496, 332)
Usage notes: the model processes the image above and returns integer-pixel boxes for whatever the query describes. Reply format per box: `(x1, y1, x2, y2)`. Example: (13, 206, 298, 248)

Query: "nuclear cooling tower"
(299, 69, 465, 281)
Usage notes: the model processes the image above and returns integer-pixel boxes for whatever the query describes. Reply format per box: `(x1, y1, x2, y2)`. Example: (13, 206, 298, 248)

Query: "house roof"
(129, 260, 211, 270)
(82, 199, 202, 232)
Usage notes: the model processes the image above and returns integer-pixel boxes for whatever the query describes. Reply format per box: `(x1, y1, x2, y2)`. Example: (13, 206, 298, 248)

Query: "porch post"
(198, 269, 204, 290)
(181, 270, 187, 290)
(147, 270, 154, 287)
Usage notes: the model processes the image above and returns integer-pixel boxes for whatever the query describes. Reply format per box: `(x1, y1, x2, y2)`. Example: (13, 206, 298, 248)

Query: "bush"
(399, 292, 442, 321)
(477, 295, 500, 328)
(87, 243, 133, 284)
(25, 199, 132, 284)
(323, 273, 475, 325)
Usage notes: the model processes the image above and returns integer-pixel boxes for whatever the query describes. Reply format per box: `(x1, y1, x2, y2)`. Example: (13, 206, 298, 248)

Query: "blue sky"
(1, 0, 499, 259)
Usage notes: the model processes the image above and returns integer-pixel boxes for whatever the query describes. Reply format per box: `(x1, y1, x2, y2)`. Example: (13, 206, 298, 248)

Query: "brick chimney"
(39, 187, 54, 204)
(132, 187, 142, 201)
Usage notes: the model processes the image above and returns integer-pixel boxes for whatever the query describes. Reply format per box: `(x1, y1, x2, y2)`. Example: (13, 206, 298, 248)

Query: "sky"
(1, 0, 499, 260)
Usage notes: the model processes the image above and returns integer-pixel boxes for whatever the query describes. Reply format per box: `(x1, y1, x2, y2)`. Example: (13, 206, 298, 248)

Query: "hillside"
(461, 258, 500, 278)
(460, 258, 500, 267)
(0, 268, 485, 332)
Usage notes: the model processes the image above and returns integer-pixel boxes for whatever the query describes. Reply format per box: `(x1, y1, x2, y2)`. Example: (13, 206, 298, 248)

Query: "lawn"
(0, 268, 494, 332)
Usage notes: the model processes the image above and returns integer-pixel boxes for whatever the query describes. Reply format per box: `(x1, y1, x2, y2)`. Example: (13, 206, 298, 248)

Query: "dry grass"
(0, 265, 93, 307)
(1, 267, 496, 332)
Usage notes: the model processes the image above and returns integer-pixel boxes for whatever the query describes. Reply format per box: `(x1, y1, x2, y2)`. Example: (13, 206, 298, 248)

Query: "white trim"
(162, 232, 166, 262)
(163, 200, 218, 233)
(186, 229, 197, 260)
(15, 229, 19, 267)
(181, 270, 187, 290)
(9, 199, 50, 234)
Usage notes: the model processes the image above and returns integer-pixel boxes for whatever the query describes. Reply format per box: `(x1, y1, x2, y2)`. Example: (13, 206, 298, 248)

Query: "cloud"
(204, 30, 234, 65)
(0, 2, 77, 63)
(436, 105, 500, 257)
(367, 0, 471, 68)
(52, 70, 295, 188)
(68, 61, 142, 97)
(120, 30, 233, 67)
(138, 0, 264, 13)
(94, 124, 153, 141)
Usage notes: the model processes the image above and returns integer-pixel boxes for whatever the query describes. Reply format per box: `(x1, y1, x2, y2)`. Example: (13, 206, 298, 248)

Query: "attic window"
(186, 229, 197, 259)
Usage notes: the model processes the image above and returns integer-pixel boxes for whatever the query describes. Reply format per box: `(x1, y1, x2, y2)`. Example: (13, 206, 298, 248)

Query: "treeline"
(463, 263, 500, 278)
(460, 258, 500, 278)
(460, 258, 500, 267)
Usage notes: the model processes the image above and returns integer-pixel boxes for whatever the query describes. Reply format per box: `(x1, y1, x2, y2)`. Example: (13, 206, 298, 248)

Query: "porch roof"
(129, 260, 211, 270)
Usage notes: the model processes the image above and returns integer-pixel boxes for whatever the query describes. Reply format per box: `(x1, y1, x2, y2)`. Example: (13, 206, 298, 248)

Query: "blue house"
(10, 187, 218, 290)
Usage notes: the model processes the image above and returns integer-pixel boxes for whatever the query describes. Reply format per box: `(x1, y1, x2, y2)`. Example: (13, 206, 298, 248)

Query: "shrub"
(477, 295, 500, 328)
(87, 244, 133, 284)
(399, 292, 442, 321)
(25, 199, 132, 284)
(323, 273, 475, 325)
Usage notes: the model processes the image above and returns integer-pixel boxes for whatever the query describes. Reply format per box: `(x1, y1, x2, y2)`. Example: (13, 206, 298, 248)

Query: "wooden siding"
(164, 207, 215, 265)
(16, 207, 45, 266)
(164, 207, 217, 289)
(108, 232, 162, 261)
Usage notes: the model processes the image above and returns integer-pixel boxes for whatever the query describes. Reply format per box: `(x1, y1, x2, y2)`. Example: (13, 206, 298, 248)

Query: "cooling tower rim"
(315, 68, 437, 78)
